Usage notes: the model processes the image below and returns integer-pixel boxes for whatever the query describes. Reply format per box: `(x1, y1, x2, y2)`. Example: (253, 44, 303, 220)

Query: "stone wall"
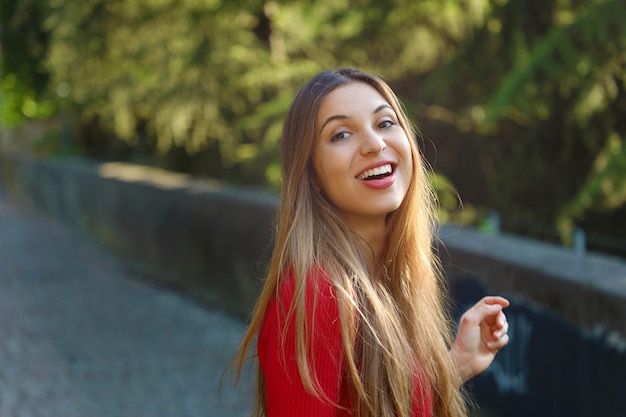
(0, 152, 276, 317)
(2, 150, 626, 335)
(440, 225, 626, 337)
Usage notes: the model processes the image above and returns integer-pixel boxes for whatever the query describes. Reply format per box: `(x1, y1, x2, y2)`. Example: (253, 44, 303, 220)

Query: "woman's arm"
(258, 272, 344, 417)
(448, 296, 510, 384)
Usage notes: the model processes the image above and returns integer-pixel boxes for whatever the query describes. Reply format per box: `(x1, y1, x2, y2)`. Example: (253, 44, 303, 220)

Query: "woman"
(234, 68, 509, 417)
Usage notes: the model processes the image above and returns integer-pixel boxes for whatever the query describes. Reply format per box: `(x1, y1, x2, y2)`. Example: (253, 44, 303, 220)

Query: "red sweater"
(258, 269, 433, 417)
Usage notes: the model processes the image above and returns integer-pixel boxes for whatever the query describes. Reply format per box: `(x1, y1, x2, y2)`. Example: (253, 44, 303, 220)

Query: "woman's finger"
(493, 315, 509, 337)
(481, 296, 510, 308)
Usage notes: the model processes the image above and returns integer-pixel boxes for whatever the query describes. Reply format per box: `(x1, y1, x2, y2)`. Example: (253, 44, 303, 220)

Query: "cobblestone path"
(0, 192, 254, 417)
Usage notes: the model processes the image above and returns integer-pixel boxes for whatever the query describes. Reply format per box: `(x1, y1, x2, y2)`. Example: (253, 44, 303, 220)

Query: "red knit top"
(258, 268, 433, 417)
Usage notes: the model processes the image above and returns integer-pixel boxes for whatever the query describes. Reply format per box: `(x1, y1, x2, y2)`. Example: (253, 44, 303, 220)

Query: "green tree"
(0, 0, 55, 125)
(3, 0, 624, 253)
(37, 0, 489, 187)
(418, 0, 626, 249)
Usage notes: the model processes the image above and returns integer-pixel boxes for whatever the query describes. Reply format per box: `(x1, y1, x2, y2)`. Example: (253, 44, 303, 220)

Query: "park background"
(1, 1, 626, 417)
(2, 0, 625, 259)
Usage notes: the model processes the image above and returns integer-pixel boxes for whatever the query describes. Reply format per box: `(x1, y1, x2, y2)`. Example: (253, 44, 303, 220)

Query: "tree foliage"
(1, 0, 625, 253)
(481, 0, 626, 239)
(0, 0, 55, 125)
(418, 0, 626, 249)
(27, 0, 487, 186)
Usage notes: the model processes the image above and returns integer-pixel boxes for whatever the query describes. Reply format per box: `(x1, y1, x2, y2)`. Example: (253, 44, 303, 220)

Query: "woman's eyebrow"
(374, 104, 394, 114)
(319, 103, 394, 133)
(319, 114, 348, 134)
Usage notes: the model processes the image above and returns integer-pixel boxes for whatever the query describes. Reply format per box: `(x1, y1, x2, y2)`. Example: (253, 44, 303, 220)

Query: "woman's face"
(312, 81, 413, 230)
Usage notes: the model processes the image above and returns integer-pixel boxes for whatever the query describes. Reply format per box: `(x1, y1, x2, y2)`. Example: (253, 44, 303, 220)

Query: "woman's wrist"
(448, 344, 474, 385)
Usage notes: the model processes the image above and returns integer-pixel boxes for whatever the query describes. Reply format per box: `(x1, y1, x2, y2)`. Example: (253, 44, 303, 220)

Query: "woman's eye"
(379, 119, 395, 129)
(331, 131, 350, 142)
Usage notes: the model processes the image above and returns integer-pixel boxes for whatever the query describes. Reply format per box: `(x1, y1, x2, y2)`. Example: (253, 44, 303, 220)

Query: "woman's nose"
(360, 130, 386, 155)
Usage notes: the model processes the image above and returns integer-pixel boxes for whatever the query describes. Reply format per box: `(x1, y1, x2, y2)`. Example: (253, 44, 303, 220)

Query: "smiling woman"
(311, 82, 413, 254)
(233, 68, 510, 417)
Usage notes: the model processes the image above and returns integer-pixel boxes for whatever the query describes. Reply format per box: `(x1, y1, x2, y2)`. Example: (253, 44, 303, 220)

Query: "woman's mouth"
(356, 164, 393, 180)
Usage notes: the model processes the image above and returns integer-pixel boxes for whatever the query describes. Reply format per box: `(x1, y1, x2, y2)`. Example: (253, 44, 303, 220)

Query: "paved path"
(0, 190, 254, 417)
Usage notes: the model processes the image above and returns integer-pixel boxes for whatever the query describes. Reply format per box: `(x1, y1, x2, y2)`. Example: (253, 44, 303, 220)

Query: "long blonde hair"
(234, 68, 467, 417)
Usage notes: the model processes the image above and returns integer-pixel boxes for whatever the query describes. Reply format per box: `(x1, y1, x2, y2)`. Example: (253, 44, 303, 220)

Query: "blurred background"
(1, 2, 626, 417)
(2, 0, 625, 258)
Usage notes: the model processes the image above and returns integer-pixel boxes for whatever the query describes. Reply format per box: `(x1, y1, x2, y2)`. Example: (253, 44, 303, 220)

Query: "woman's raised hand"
(449, 296, 510, 384)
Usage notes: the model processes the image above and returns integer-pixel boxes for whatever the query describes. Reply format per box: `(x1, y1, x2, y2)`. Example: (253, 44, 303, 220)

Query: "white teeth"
(357, 164, 392, 180)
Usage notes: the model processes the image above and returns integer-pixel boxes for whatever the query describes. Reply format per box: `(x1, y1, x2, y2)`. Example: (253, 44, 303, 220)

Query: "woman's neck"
(346, 216, 387, 262)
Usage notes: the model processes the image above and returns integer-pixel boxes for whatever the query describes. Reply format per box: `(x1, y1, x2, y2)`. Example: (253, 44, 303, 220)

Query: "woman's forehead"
(317, 82, 392, 122)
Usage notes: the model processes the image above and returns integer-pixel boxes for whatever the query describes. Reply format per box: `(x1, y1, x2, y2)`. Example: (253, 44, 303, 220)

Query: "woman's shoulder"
(276, 265, 336, 307)
(258, 264, 341, 359)
(261, 264, 339, 332)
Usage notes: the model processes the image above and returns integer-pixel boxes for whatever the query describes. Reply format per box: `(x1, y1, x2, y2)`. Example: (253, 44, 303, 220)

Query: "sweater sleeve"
(258, 270, 344, 417)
